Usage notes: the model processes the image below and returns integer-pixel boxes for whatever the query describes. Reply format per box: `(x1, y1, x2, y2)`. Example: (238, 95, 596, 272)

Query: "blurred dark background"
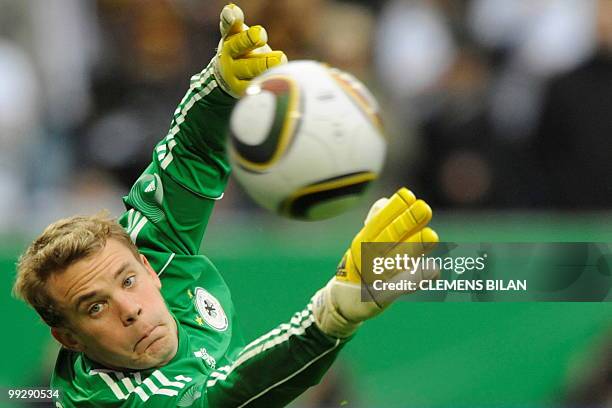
(1, 0, 611, 229)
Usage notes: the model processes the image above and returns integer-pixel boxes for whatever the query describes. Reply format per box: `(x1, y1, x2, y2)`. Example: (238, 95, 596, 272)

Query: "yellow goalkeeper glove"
(313, 187, 439, 338)
(213, 4, 287, 98)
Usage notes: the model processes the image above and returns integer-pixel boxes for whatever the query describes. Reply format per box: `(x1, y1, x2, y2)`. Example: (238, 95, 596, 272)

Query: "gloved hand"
(213, 4, 287, 98)
(313, 187, 439, 338)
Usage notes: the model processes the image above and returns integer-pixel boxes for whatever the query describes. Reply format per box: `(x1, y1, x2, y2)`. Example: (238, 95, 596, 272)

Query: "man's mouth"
(134, 325, 162, 352)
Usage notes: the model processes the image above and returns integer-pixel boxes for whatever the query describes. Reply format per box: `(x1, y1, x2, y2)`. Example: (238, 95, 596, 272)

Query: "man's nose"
(116, 294, 142, 326)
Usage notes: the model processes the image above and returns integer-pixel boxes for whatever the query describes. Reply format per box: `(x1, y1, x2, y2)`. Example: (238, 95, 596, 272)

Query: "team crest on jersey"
(194, 287, 228, 331)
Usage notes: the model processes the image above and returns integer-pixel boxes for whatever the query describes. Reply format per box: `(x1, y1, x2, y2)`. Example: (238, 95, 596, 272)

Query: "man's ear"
(51, 327, 84, 352)
(140, 254, 161, 289)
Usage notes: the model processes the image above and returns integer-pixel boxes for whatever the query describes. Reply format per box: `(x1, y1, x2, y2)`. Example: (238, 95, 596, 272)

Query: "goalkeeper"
(13, 4, 438, 407)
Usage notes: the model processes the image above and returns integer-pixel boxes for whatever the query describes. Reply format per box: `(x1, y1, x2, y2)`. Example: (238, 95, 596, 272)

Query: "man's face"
(48, 239, 178, 370)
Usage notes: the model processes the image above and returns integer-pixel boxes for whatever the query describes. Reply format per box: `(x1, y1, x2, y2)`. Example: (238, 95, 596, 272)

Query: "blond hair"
(13, 212, 140, 327)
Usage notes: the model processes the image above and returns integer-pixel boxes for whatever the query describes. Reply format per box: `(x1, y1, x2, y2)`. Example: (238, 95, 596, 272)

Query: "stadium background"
(1, 0, 611, 406)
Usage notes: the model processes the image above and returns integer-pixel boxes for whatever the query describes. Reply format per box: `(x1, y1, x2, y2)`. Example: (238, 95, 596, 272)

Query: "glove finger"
(224, 25, 268, 58)
(364, 198, 389, 225)
(375, 227, 439, 294)
(375, 227, 438, 276)
(359, 187, 417, 242)
(246, 43, 273, 55)
(383, 226, 438, 262)
(408, 227, 440, 281)
(405, 227, 439, 254)
(350, 188, 417, 272)
(356, 195, 390, 268)
(374, 199, 432, 243)
(233, 51, 288, 79)
(219, 3, 245, 38)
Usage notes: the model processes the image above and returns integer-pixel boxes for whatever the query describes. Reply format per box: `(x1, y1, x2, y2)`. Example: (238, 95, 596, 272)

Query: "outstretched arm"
(198, 188, 439, 407)
(119, 5, 286, 256)
(200, 301, 345, 407)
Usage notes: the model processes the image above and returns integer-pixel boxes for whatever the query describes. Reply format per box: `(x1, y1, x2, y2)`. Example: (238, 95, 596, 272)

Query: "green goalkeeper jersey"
(51, 63, 348, 408)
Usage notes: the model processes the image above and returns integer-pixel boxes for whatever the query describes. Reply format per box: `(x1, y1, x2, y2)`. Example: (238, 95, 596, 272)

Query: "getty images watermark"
(360, 243, 612, 302)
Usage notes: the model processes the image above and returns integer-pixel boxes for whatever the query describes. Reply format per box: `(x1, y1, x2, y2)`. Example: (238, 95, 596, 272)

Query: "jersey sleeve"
(201, 301, 348, 408)
(119, 62, 236, 256)
(151, 302, 348, 408)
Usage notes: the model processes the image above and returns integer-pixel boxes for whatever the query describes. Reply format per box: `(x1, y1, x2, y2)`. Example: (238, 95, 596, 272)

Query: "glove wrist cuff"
(311, 283, 361, 339)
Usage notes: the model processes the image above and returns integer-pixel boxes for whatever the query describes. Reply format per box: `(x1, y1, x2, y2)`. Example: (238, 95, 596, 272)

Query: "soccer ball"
(229, 60, 386, 220)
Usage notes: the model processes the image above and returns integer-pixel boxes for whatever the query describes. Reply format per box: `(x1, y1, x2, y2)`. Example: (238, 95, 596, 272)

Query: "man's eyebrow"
(74, 263, 131, 311)
(113, 262, 131, 281)
(75, 291, 98, 311)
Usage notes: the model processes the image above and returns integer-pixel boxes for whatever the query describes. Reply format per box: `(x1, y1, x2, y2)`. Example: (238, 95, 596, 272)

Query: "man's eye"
(88, 303, 104, 316)
(124, 276, 136, 288)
